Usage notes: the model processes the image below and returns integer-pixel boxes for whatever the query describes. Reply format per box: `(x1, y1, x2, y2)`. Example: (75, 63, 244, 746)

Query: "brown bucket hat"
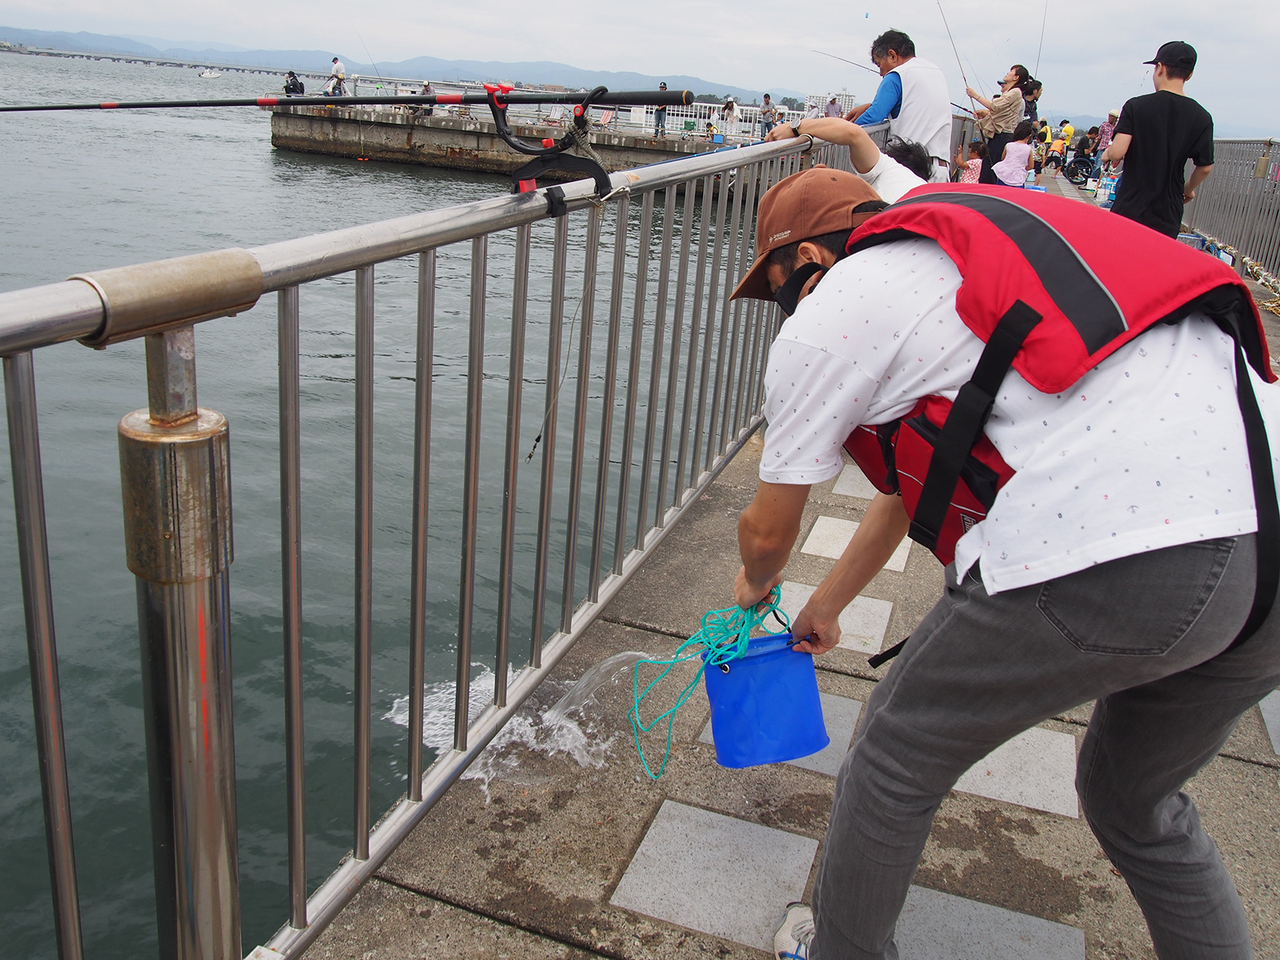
(731, 167, 883, 301)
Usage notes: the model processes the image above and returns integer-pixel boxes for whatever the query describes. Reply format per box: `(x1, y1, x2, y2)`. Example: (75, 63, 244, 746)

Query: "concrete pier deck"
(296, 177, 1280, 960)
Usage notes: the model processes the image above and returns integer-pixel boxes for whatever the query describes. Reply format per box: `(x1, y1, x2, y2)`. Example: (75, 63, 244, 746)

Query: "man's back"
(888, 57, 952, 178)
(1111, 90, 1213, 237)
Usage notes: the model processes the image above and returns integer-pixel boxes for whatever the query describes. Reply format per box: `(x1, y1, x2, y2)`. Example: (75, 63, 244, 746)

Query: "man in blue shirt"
(845, 30, 953, 180)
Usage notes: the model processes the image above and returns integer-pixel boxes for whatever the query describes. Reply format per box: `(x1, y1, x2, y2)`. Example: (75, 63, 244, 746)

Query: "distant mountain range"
(0, 25, 806, 105)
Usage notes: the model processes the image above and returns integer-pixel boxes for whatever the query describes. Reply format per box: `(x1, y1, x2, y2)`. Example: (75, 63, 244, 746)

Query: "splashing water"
(383, 651, 649, 799)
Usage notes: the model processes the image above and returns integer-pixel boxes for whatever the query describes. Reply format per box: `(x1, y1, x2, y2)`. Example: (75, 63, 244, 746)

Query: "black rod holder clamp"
(486, 83, 613, 196)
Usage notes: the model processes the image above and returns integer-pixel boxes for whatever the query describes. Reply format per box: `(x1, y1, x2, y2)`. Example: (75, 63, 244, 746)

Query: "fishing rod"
(0, 88, 692, 113)
(0, 83, 692, 197)
(936, 0, 981, 123)
(812, 49, 880, 75)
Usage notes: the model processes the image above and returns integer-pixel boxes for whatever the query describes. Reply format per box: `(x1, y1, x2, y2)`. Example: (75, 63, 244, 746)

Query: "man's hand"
(1184, 163, 1212, 204)
(844, 103, 869, 122)
(734, 564, 781, 611)
(784, 492, 910, 657)
(790, 602, 841, 655)
(764, 124, 795, 143)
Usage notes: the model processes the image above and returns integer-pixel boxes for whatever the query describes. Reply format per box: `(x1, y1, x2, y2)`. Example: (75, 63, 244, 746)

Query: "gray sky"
(5, 0, 1277, 135)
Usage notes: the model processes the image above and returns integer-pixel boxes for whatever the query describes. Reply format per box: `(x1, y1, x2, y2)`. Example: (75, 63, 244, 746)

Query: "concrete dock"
(297, 178, 1280, 960)
(270, 105, 739, 178)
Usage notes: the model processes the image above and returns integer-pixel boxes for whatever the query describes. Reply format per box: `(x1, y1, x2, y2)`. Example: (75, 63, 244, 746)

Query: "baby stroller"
(1065, 155, 1094, 185)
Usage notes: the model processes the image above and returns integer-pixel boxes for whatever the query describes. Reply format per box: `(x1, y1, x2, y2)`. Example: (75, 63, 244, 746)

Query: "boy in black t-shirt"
(1102, 41, 1214, 238)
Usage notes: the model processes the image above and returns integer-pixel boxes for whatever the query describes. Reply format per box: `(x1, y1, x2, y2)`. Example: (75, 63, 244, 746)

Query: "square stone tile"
(800, 516, 911, 572)
(609, 801, 818, 950)
(772, 581, 892, 654)
(1260, 690, 1280, 754)
(953, 726, 1079, 818)
(832, 463, 880, 500)
(897, 886, 1085, 959)
(700, 691, 862, 777)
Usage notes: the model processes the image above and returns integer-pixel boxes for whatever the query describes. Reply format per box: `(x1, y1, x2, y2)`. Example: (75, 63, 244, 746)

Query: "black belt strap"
(1225, 334, 1279, 646)
(908, 300, 1043, 552)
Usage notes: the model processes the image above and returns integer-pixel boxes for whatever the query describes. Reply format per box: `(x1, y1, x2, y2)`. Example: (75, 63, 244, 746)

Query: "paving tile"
(953, 726, 1079, 818)
(609, 800, 818, 950)
(800, 516, 911, 572)
(1260, 689, 1280, 754)
(831, 463, 880, 500)
(772, 580, 893, 654)
(700, 691, 862, 777)
(897, 885, 1086, 959)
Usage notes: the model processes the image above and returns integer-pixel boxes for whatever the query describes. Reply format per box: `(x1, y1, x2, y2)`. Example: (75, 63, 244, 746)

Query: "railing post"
(118, 325, 240, 960)
(4, 351, 85, 960)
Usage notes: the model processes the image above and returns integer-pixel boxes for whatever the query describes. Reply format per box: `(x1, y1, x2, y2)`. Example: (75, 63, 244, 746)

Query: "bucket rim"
(701, 632, 798, 663)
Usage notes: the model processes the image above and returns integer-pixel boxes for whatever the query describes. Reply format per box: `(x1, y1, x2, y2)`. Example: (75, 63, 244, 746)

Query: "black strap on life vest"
(907, 300, 1043, 553)
(1221, 323, 1279, 648)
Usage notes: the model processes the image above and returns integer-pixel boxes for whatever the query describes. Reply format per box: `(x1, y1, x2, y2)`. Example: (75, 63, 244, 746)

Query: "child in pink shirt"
(992, 120, 1035, 187)
(953, 140, 987, 184)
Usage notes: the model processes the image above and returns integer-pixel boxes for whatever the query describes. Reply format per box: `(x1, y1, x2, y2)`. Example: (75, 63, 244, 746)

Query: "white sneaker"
(773, 902, 815, 959)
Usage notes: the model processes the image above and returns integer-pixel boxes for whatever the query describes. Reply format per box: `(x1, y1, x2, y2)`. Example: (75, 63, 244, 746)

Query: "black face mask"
(774, 262, 827, 317)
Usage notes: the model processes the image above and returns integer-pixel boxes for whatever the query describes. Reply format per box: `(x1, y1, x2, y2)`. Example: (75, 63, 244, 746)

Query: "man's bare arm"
(1102, 132, 1131, 165)
(1184, 163, 1213, 202)
(790, 492, 910, 654)
(736, 480, 810, 608)
(764, 116, 882, 174)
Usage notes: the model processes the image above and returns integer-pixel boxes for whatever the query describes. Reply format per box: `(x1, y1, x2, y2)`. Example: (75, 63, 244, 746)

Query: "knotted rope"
(628, 586, 790, 779)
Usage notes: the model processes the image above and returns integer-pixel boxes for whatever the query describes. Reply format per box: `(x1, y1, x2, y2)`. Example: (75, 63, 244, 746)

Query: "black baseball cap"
(1144, 41, 1196, 71)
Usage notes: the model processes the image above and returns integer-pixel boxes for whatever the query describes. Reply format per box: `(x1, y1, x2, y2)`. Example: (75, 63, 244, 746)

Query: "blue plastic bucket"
(702, 633, 829, 768)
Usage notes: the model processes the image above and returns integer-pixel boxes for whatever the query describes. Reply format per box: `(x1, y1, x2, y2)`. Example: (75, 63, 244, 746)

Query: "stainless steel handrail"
(1182, 137, 1280, 279)
(2, 134, 808, 960)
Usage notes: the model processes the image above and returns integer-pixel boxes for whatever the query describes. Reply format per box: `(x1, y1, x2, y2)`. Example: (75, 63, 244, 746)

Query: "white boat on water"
(199, 69, 222, 79)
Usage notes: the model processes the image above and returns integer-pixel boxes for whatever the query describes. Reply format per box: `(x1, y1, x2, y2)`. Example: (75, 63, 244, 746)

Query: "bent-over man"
(728, 169, 1280, 960)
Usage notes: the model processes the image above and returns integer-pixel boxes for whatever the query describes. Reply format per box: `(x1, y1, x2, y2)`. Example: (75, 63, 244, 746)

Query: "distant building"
(807, 91, 858, 115)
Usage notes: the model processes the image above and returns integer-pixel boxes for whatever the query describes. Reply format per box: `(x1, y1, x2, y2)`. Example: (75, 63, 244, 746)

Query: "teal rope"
(628, 586, 791, 779)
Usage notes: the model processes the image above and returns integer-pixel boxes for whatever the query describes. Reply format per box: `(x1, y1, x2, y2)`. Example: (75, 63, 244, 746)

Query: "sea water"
(0, 52, 699, 958)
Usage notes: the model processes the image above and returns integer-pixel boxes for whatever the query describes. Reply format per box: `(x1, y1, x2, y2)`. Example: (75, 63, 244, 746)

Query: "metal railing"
(1182, 138, 1280, 279)
(336, 75, 795, 143)
(1, 135, 809, 960)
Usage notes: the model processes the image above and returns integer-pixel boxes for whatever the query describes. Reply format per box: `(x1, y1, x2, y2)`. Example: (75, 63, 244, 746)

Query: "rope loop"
(628, 586, 791, 779)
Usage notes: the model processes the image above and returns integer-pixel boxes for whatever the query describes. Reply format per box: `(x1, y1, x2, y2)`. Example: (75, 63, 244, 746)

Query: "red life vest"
(839, 184, 1274, 575)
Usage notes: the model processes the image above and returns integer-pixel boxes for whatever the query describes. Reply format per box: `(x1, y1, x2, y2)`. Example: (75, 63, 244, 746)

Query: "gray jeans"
(812, 535, 1280, 959)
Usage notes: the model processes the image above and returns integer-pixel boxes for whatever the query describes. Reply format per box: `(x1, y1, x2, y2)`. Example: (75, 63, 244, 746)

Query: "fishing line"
(963, 55, 991, 97)
(1033, 0, 1049, 76)
(811, 49, 880, 75)
(353, 27, 385, 82)
(523, 289, 584, 463)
